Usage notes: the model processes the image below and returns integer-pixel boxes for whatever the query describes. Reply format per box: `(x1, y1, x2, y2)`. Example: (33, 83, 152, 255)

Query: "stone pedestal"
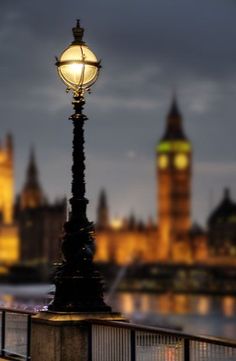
(31, 312, 126, 361)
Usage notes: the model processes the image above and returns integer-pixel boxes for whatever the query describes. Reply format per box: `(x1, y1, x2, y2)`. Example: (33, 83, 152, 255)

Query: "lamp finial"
(72, 19, 84, 43)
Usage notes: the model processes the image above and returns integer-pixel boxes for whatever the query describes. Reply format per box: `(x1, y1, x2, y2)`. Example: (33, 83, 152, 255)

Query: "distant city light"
(110, 218, 123, 230)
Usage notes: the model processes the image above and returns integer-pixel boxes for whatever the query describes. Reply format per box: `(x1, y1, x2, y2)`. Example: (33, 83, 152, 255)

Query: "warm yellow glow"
(174, 153, 188, 169)
(158, 294, 172, 314)
(58, 44, 99, 91)
(158, 219, 171, 260)
(173, 295, 190, 314)
(0, 265, 8, 275)
(69, 62, 83, 74)
(223, 296, 235, 317)
(1, 294, 13, 307)
(119, 293, 134, 314)
(158, 154, 169, 169)
(61, 45, 97, 63)
(0, 144, 13, 224)
(110, 218, 123, 230)
(94, 233, 110, 262)
(140, 294, 150, 312)
(95, 229, 157, 264)
(0, 153, 6, 163)
(21, 190, 43, 209)
(0, 225, 19, 264)
(197, 296, 210, 315)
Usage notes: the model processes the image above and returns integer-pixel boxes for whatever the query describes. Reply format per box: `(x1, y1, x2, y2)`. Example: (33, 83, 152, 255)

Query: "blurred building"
(1, 97, 236, 268)
(0, 138, 66, 266)
(207, 188, 236, 259)
(95, 191, 158, 263)
(157, 97, 192, 261)
(95, 97, 208, 265)
(0, 134, 19, 265)
(15, 150, 66, 263)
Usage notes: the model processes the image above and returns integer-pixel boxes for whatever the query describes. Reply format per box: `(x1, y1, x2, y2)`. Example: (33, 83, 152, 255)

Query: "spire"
(168, 95, 181, 118)
(223, 187, 231, 201)
(96, 189, 109, 229)
(20, 147, 45, 209)
(99, 189, 108, 209)
(26, 147, 40, 188)
(162, 95, 186, 141)
(6, 133, 13, 155)
(127, 212, 137, 230)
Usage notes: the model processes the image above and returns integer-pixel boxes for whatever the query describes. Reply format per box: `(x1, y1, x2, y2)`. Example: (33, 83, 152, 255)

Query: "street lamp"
(48, 20, 111, 312)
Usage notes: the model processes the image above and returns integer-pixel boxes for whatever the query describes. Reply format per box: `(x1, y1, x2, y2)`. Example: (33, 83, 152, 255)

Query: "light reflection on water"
(108, 292, 236, 339)
(0, 284, 236, 339)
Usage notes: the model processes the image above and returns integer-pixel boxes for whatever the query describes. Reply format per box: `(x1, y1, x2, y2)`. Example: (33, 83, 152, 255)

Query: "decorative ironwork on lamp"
(48, 20, 111, 312)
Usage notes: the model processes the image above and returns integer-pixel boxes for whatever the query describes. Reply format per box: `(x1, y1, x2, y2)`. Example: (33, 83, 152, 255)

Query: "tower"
(0, 134, 19, 264)
(20, 148, 45, 209)
(156, 97, 192, 260)
(0, 134, 14, 224)
(96, 189, 109, 230)
(17, 148, 66, 263)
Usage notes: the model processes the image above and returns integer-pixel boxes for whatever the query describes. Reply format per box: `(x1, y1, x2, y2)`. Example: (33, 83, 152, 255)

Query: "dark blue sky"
(0, 0, 236, 225)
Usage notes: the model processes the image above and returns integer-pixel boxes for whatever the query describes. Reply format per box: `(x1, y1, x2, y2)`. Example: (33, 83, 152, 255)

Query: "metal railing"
(86, 319, 236, 361)
(0, 308, 35, 360)
(1, 308, 236, 361)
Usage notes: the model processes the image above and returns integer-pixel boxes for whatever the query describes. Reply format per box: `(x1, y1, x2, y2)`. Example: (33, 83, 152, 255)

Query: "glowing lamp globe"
(56, 20, 100, 95)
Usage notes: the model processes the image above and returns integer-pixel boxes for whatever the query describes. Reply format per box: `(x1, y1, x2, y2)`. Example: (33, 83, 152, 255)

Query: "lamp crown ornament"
(72, 19, 85, 45)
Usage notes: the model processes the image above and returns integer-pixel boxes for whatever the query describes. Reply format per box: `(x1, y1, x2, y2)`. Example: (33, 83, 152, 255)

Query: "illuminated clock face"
(174, 153, 188, 169)
(158, 155, 169, 169)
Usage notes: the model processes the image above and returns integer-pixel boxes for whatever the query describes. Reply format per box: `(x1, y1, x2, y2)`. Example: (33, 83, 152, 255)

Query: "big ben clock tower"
(157, 97, 192, 260)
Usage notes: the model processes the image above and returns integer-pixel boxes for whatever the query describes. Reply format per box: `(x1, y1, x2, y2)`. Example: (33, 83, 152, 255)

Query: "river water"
(109, 292, 236, 339)
(0, 284, 236, 340)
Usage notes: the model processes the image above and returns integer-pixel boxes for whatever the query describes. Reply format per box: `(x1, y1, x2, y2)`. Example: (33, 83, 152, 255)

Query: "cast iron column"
(48, 94, 111, 312)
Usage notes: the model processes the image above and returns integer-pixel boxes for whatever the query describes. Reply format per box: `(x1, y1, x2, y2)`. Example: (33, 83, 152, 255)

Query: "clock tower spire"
(162, 95, 186, 140)
(157, 96, 192, 261)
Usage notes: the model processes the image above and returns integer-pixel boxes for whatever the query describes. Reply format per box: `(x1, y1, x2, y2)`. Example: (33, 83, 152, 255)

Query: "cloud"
(184, 81, 220, 114)
(196, 162, 236, 174)
(0, 0, 236, 226)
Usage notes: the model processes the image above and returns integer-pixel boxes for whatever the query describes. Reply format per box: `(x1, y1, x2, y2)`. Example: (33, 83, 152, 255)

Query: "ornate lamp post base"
(48, 271, 111, 313)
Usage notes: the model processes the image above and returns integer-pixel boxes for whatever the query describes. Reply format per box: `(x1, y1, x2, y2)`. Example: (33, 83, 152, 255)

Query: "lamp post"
(48, 20, 111, 312)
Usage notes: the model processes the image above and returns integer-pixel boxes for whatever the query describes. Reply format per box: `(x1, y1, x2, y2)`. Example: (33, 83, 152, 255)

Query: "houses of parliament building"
(0, 137, 66, 267)
(95, 98, 236, 265)
(0, 97, 236, 267)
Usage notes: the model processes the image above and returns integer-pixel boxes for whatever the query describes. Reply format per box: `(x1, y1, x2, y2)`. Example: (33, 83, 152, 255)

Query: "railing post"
(130, 329, 136, 361)
(26, 315, 32, 361)
(87, 323, 92, 361)
(1, 311, 5, 357)
(184, 338, 190, 361)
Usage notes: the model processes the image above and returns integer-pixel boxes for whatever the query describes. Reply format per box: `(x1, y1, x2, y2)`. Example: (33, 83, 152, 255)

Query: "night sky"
(0, 0, 236, 226)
